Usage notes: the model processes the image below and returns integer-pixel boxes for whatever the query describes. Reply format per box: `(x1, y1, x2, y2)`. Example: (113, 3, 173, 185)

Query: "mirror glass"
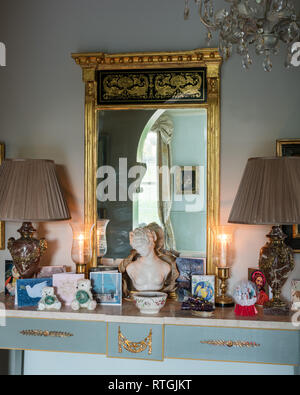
(97, 108, 207, 260)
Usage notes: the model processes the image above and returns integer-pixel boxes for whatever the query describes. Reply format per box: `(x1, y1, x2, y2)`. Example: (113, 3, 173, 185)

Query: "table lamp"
(0, 159, 71, 278)
(228, 157, 300, 309)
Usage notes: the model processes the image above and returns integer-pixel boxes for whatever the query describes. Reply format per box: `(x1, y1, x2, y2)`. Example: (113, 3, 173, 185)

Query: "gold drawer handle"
(20, 330, 73, 338)
(118, 326, 152, 355)
(200, 340, 260, 348)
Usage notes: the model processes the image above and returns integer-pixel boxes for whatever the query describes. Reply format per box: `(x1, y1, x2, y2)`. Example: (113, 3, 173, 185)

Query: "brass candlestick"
(215, 267, 234, 308)
(70, 222, 93, 278)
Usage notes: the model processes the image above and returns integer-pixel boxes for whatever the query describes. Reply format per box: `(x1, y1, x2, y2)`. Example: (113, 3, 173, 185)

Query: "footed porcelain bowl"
(133, 291, 167, 314)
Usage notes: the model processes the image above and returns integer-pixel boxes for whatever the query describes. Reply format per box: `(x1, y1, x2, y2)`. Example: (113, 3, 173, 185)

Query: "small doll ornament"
(234, 281, 258, 317)
(38, 287, 61, 311)
(71, 279, 97, 311)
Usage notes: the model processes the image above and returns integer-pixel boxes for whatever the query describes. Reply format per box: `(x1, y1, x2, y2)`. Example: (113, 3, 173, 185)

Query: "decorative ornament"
(38, 286, 61, 311)
(234, 281, 258, 316)
(184, 0, 300, 71)
(71, 279, 97, 311)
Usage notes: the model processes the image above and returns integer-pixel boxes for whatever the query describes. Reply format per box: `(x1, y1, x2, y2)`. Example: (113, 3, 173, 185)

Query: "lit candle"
(218, 234, 229, 268)
(78, 233, 84, 264)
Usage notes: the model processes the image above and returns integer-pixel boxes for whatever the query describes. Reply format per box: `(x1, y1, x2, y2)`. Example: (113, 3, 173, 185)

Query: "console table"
(0, 293, 299, 375)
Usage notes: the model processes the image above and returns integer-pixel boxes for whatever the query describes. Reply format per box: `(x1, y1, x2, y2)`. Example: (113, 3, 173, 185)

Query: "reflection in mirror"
(97, 108, 207, 261)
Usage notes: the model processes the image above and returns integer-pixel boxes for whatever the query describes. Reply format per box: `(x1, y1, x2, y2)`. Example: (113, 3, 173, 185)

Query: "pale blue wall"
(170, 109, 207, 254)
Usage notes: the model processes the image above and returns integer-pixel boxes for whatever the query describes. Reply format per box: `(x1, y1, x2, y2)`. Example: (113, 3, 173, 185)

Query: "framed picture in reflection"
(276, 139, 300, 252)
(175, 165, 199, 195)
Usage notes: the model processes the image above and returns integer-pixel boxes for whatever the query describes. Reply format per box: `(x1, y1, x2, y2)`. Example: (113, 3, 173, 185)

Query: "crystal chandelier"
(184, 0, 300, 71)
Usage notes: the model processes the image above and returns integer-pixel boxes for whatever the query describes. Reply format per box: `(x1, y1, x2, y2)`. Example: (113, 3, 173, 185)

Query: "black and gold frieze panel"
(97, 68, 207, 105)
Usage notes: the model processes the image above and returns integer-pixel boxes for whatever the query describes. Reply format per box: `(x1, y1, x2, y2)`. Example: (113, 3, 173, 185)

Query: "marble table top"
(1, 293, 299, 330)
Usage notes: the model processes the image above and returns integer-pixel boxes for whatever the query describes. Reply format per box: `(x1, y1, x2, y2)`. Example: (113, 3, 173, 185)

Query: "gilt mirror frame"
(0, 143, 5, 249)
(72, 48, 222, 274)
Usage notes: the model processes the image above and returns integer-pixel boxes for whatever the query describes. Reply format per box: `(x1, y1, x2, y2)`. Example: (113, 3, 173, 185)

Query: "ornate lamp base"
(215, 267, 234, 308)
(8, 222, 47, 278)
(259, 226, 294, 309)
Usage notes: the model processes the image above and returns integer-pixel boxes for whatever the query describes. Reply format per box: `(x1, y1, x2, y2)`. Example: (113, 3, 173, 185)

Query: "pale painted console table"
(0, 293, 299, 375)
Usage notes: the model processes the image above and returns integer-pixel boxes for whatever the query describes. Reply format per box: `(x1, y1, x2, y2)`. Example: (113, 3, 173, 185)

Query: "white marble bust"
(126, 227, 171, 292)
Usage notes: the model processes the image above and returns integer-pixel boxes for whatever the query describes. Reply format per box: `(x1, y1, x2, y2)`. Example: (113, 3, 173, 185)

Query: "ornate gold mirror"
(0, 143, 4, 249)
(72, 49, 221, 275)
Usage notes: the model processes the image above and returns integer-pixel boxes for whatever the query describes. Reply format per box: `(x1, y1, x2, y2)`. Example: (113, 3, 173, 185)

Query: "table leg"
(8, 350, 24, 375)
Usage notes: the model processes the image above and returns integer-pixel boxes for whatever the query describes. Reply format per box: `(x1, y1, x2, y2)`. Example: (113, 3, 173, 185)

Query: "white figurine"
(38, 287, 61, 311)
(125, 227, 171, 292)
(71, 279, 97, 311)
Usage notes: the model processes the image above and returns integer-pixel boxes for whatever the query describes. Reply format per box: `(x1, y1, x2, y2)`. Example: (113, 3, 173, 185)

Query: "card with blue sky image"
(90, 272, 122, 305)
(15, 278, 53, 307)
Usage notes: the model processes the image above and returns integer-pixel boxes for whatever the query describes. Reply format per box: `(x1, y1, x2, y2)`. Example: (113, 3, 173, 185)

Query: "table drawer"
(0, 318, 106, 354)
(107, 322, 164, 361)
(165, 325, 300, 365)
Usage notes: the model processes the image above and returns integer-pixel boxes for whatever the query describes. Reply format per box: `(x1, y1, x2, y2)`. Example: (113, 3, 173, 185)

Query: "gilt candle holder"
(214, 226, 234, 308)
(70, 223, 93, 275)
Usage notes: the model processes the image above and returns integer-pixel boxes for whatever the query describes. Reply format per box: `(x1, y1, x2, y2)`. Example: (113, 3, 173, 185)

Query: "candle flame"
(218, 234, 230, 242)
(78, 233, 84, 242)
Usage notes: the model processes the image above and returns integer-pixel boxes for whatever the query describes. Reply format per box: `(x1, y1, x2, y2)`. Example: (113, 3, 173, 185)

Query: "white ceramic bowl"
(133, 291, 167, 314)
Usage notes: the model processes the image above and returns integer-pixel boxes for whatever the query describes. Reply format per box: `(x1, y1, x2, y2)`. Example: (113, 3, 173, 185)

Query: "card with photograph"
(5, 260, 19, 296)
(291, 280, 300, 311)
(90, 272, 122, 306)
(248, 268, 270, 306)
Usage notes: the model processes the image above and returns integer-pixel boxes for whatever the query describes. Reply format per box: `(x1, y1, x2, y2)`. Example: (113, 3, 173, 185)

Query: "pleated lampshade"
(228, 157, 300, 225)
(0, 159, 71, 222)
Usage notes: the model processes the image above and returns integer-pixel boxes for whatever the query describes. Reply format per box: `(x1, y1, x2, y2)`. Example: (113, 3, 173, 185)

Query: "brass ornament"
(200, 340, 260, 348)
(99, 70, 205, 104)
(102, 74, 149, 101)
(208, 77, 218, 94)
(20, 330, 73, 338)
(215, 267, 234, 307)
(118, 326, 152, 355)
(72, 49, 222, 68)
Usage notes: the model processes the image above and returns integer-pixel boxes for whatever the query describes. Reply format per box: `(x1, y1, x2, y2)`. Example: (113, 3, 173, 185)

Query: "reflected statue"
(119, 223, 179, 299)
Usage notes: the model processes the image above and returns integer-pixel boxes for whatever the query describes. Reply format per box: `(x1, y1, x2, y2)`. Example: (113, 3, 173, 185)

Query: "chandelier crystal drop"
(184, 0, 300, 71)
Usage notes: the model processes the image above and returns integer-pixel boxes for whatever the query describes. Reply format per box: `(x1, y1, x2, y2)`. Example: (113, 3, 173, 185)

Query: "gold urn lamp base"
(215, 267, 234, 308)
(8, 222, 47, 278)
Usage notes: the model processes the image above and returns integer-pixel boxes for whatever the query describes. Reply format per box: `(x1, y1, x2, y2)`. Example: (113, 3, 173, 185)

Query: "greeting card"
(15, 278, 53, 307)
(90, 272, 122, 306)
(53, 273, 84, 306)
(191, 275, 215, 306)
